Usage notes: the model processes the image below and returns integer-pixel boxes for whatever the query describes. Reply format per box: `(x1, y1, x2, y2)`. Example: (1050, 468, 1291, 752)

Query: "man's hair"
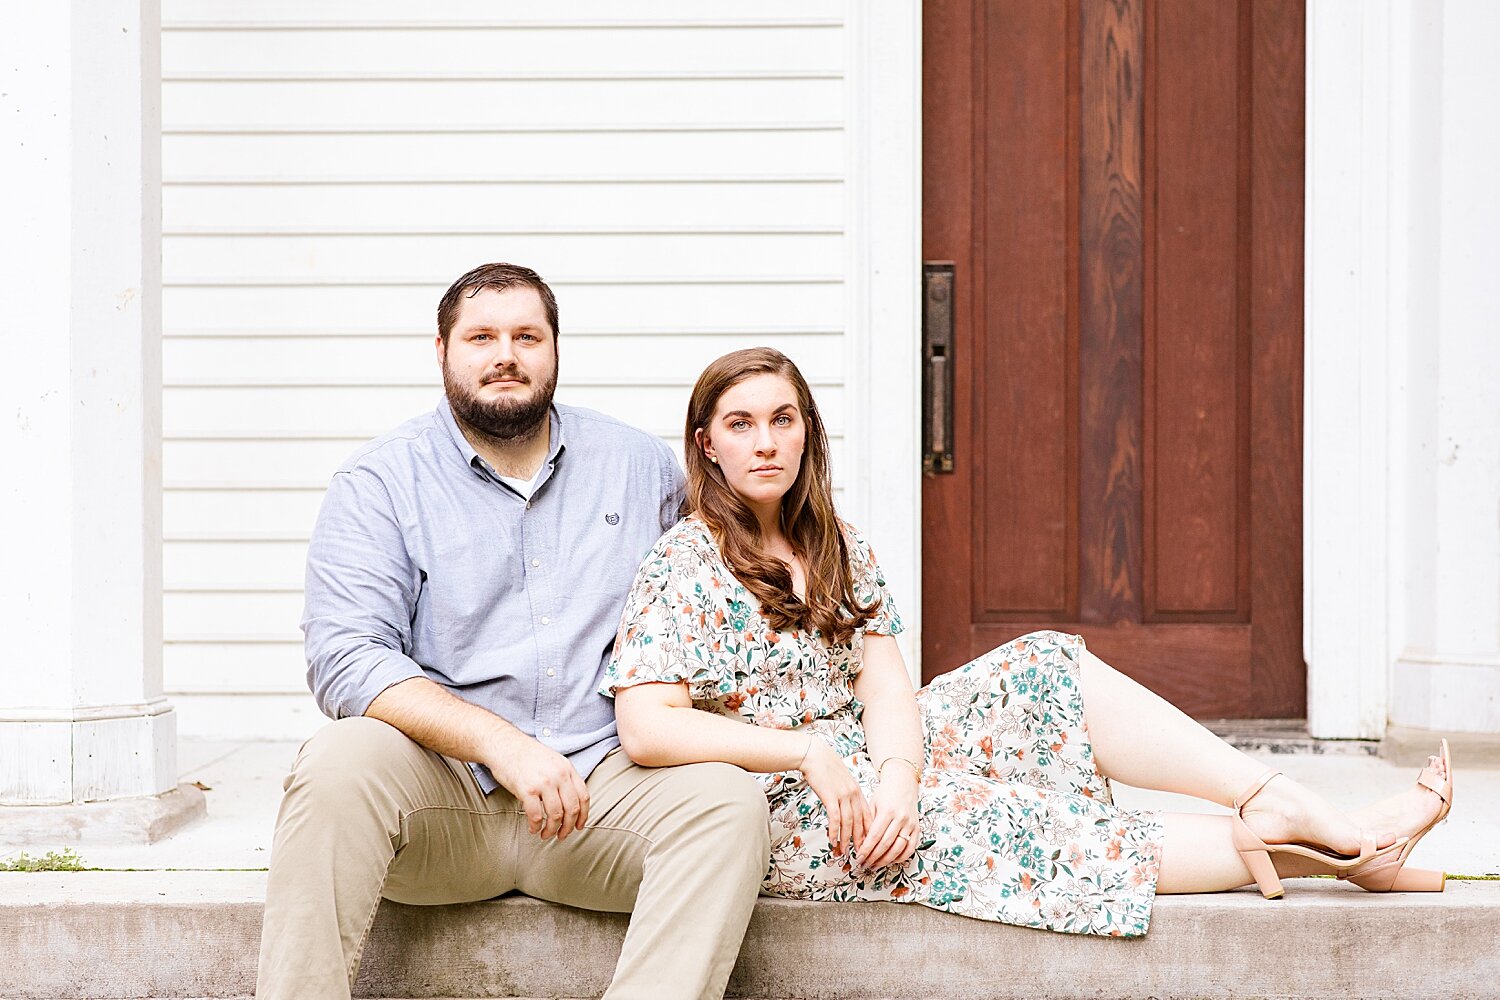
(437, 263, 560, 343)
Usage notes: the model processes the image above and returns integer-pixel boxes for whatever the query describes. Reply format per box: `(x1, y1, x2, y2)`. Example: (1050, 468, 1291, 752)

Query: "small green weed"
(0, 848, 86, 872)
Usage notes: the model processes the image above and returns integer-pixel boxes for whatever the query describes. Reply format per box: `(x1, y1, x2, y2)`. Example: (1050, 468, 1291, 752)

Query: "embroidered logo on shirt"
(605, 512, 620, 525)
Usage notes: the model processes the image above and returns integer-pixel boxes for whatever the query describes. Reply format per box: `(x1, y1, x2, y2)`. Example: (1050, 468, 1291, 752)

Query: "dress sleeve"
(844, 522, 905, 636)
(601, 529, 737, 701)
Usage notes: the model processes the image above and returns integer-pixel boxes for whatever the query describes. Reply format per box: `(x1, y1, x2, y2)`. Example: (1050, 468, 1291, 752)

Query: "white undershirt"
(497, 464, 545, 500)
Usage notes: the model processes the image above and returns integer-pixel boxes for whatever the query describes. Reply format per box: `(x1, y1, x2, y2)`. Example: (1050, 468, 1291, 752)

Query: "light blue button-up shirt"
(302, 398, 683, 793)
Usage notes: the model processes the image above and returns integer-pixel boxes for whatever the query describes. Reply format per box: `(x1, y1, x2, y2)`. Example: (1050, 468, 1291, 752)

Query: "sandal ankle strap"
(1233, 769, 1282, 812)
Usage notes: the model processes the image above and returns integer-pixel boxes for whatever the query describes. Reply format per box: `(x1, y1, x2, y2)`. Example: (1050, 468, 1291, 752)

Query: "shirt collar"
(436, 396, 567, 475)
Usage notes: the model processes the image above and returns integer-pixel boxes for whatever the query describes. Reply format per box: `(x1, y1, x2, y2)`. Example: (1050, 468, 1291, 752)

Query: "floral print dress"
(602, 516, 1163, 937)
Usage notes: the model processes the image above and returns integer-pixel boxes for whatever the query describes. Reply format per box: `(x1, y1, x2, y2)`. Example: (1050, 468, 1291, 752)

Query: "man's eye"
(519, 334, 538, 343)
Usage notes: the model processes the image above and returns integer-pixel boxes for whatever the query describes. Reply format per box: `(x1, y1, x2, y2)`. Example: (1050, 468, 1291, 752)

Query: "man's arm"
(303, 468, 588, 840)
(366, 677, 590, 840)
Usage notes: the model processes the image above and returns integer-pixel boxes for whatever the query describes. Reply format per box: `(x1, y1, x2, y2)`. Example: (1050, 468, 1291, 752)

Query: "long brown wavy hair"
(684, 348, 879, 645)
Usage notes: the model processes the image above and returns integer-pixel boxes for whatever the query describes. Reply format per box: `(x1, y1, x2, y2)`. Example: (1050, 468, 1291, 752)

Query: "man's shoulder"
(335, 408, 450, 479)
(557, 403, 672, 462)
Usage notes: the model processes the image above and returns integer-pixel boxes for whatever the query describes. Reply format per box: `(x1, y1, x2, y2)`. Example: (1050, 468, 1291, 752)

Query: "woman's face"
(699, 373, 807, 517)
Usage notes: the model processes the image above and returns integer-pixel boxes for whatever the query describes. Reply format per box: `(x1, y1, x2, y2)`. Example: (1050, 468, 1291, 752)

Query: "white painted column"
(1304, 0, 1397, 739)
(1391, 0, 1500, 733)
(1306, 0, 1500, 738)
(0, 1, 181, 807)
(845, 0, 923, 679)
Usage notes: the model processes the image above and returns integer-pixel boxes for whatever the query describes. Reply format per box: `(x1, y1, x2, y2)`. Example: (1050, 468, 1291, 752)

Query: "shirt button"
(540, 615, 551, 625)
(531, 559, 540, 567)
(542, 727, 552, 737)
(525, 500, 533, 510)
(546, 668, 556, 677)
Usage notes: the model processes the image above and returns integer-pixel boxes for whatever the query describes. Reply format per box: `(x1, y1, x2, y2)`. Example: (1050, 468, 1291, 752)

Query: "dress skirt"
(759, 630, 1164, 937)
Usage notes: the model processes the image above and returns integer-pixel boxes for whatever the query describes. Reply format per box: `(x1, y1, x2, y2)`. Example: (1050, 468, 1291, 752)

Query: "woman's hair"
(684, 347, 879, 645)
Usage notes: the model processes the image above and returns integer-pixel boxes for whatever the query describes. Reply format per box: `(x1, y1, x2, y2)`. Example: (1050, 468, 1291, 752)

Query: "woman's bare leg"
(1154, 814, 1255, 893)
(1078, 650, 1388, 857)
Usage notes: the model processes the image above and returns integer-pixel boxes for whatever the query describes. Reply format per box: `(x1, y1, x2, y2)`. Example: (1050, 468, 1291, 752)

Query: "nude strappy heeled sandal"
(1341, 739, 1452, 893)
(1229, 770, 1403, 899)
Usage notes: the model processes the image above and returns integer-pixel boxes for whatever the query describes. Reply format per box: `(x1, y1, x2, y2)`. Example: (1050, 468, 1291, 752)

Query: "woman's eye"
(730, 420, 750, 431)
(774, 414, 793, 426)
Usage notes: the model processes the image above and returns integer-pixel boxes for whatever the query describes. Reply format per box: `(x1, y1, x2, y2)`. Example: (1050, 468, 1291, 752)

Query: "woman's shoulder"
(641, 515, 722, 569)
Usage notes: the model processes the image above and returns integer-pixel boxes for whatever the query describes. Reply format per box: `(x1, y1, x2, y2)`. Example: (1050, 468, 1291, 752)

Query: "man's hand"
(484, 731, 591, 841)
(364, 677, 590, 842)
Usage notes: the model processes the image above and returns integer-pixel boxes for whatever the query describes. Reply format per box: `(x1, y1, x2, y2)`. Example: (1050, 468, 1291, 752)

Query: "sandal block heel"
(1238, 848, 1285, 899)
(1346, 864, 1446, 893)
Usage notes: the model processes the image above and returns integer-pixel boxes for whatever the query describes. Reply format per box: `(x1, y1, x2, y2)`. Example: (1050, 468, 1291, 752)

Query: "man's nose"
(490, 337, 517, 365)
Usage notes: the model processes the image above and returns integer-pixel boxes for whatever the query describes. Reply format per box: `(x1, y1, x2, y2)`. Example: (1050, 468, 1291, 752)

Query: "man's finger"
(573, 773, 590, 832)
(555, 784, 581, 842)
(538, 785, 565, 840)
(523, 791, 546, 835)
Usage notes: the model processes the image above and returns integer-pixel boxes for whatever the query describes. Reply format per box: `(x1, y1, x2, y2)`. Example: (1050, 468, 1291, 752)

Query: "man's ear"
(434, 334, 446, 368)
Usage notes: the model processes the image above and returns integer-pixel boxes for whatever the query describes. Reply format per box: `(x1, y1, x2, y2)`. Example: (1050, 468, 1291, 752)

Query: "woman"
(601, 348, 1452, 937)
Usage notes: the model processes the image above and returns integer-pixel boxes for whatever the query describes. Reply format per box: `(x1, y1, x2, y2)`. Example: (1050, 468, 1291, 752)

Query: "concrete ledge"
(2, 871, 1498, 999)
(0, 783, 205, 845)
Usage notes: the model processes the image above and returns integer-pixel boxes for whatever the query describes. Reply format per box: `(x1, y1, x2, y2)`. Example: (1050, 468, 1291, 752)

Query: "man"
(256, 263, 771, 999)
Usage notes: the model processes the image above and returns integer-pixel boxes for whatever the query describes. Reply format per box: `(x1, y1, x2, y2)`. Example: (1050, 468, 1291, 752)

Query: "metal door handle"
(923, 263, 956, 473)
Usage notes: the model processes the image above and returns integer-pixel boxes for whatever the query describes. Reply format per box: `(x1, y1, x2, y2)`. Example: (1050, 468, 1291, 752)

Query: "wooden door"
(920, 0, 1305, 717)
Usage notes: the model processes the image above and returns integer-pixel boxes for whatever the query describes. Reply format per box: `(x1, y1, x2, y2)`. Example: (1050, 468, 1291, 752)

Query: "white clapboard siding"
(160, 2, 862, 738)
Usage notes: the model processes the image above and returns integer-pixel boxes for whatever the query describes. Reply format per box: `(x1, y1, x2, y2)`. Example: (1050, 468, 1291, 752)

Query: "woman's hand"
(799, 736, 870, 856)
(855, 764, 920, 869)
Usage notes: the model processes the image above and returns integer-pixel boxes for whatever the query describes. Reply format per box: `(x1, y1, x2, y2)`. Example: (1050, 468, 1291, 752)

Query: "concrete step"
(3, 871, 1498, 999)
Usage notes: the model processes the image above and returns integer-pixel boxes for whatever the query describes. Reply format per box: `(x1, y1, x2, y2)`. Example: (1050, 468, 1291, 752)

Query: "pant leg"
(255, 716, 520, 1000)
(517, 750, 771, 1000)
(916, 630, 1111, 800)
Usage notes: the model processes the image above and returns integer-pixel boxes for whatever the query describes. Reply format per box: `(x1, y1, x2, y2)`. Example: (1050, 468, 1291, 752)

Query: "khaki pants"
(255, 716, 770, 1000)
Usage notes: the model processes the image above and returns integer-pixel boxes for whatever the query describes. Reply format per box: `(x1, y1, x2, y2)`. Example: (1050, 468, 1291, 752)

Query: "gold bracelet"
(877, 756, 922, 780)
(795, 733, 817, 770)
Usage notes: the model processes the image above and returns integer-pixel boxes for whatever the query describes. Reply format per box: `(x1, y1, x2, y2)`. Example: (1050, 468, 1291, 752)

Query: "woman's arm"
(852, 633, 924, 867)
(616, 681, 870, 852)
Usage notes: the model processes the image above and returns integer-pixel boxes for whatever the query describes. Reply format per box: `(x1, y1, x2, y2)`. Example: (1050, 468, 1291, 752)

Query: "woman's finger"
(849, 792, 869, 854)
(865, 820, 907, 869)
(825, 796, 844, 855)
(856, 809, 892, 861)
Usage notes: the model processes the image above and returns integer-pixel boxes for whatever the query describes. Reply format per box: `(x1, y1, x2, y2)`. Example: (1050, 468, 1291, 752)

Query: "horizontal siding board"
(162, 1, 842, 25)
(163, 79, 843, 129)
(163, 181, 842, 229)
(163, 385, 848, 436)
(163, 331, 846, 383)
(162, 24, 841, 75)
(162, 129, 843, 180)
(163, 282, 844, 332)
(162, 233, 845, 284)
(163, 436, 850, 532)
(166, 591, 305, 640)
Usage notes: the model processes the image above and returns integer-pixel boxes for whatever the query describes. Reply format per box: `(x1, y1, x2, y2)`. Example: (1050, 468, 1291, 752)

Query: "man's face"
(438, 285, 559, 441)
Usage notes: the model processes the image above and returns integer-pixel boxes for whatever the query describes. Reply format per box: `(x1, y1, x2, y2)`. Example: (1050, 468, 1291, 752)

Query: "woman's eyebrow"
(721, 403, 798, 420)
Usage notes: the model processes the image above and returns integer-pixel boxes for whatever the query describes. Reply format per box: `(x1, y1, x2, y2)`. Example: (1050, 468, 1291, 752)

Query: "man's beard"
(444, 360, 558, 443)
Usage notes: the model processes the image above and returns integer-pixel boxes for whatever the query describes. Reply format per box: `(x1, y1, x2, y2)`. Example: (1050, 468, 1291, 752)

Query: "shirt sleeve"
(656, 436, 687, 532)
(301, 468, 428, 720)
(844, 522, 904, 636)
(601, 531, 735, 701)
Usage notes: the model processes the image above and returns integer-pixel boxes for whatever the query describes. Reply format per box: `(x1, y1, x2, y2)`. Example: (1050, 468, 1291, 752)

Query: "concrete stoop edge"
(3, 871, 1498, 1000)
